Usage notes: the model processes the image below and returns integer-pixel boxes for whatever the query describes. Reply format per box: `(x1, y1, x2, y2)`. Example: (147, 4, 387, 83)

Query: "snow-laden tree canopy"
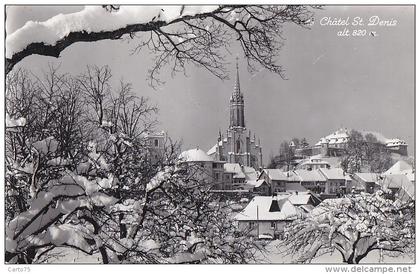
(6, 5, 315, 85)
(5, 65, 261, 264)
(6, 5, 218, 60)
(280, 191, 415, 264)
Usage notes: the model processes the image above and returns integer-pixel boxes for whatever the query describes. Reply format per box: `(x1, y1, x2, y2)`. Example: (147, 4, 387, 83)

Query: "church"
(207, 61, 263, 170)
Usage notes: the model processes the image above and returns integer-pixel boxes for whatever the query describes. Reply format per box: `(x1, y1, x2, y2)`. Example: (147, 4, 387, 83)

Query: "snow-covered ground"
(257, 240, 414, 264)
(47, 241, 414, 264)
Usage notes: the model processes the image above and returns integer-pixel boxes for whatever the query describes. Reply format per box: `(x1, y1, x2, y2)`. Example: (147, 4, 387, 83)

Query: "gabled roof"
(262, 169, 288, 181)
(235, 196, 302, 221)
(379, 174, 415, 201)
(318, 168, 348, 180)
(224, 163, 245, 178)
(276, 192, 321, 206)
(246, 179, 267, 188)
(354, 173, 380, 183)
(294, 169, 327, 182)
(284, 171, 301, 182)
(207, 138, 227, 155)
(207, 144, 217, 156)
(243, 166, 258, 181)
(383, 160, 412, 176)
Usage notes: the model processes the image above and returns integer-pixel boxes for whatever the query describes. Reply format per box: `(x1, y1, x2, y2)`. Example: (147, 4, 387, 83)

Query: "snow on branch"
(6, 5, 220, 73)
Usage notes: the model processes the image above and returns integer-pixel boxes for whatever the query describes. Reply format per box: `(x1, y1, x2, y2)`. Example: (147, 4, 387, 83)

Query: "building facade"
(207, 60, 263, 169)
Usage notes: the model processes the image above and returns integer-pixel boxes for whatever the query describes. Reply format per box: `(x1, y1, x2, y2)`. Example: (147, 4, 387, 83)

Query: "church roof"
(179, 148, 213, 162)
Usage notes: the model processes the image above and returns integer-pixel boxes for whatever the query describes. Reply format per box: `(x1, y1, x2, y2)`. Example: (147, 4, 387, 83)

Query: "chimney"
(269, 194, 280, 212)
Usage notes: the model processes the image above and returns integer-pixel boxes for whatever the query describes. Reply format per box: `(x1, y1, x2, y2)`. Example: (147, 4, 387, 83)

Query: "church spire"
(233, 57, 241, 96)
(229, 57, 245, 128)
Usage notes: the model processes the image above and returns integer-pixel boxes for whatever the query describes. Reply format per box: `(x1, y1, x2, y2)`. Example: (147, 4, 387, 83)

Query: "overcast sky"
(7, 5, 415, 164)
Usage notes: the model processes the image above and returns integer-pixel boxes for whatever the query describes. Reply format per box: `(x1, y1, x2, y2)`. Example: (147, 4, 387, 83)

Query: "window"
(215, 173, 220, 181)
(154, 139, 159, 147)
(249, 222, 254, 229)
(271, 221, 276, 229)
(236, 139, 241, 151)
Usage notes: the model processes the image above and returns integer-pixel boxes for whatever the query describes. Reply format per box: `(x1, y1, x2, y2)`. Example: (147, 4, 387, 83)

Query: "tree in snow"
(6, 5, 317, 86)
(5, 66, 260, 264)
(341, 130, 393, 174)
(279, 190, 415, 264)
(267, 140, 295, 169)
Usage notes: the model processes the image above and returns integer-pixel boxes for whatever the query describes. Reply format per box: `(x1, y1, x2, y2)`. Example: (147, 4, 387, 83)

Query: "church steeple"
(230, 58, 245, 128)
(233, 57, 241, 98)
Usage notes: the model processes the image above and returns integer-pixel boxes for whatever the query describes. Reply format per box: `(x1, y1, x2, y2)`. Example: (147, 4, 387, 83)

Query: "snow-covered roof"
(235, 196, 302, 221)
(224, 163, 245, 178)
(318, 168, 348, 180)
(362, 131, 407, 146)
(246, 179, 266, 188)
(379, 174, 415, 201)
(385, 139, 407, 147)
(207, 144, 217, 155)
(284, 171, 301, 182)
(262, 169, 288, 181)
(178, 148, 213, 162)
(383, 160, 412, 175)
(207, 139, 226, 155)
(276, 192, 318, 206)
(353, 173, 380, 183)
(314, 128, 350, 146)
(294, 169, 327, 182)
(297, 158, 330, 168)
(243, 166, 258, 181)
(324, 128, 350, 140)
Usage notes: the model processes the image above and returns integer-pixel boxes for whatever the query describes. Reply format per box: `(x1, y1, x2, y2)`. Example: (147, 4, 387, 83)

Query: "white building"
(235, 196, 303, 238)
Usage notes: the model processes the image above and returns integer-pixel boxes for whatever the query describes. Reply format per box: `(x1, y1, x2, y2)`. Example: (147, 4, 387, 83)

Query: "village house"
(350, 173, 380, 193)
(292, 169, 328, 194)
(246, 179, 271, 196)
(178, 148, 218, 185)
(235, 195, 303, 239)
(318, 167, 352, 195)
(379, 174, 415, 202)
(259, 169, 289, 194)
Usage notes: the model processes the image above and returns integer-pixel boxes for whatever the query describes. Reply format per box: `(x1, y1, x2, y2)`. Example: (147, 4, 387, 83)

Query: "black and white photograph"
(2, 2, 416, 270)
